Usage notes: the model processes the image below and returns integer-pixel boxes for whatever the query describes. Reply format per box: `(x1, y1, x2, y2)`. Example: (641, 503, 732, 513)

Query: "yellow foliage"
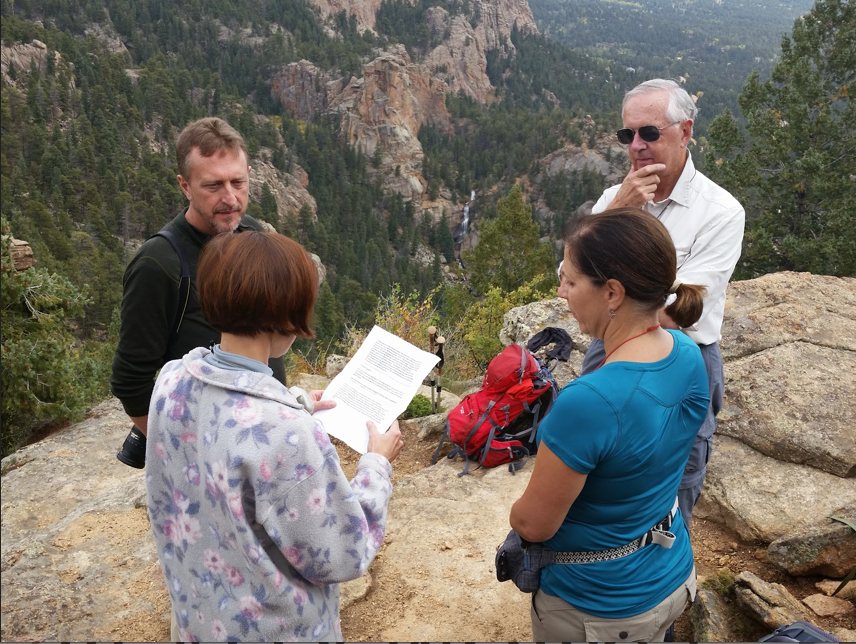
(341, 285, 441, 359)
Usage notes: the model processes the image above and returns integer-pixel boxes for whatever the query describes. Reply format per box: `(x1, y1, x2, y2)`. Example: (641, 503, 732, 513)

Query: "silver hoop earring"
(609, 309, 616, 320)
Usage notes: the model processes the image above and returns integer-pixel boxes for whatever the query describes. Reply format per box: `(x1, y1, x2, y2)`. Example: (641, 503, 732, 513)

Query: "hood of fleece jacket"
(181, 347, 305, 411)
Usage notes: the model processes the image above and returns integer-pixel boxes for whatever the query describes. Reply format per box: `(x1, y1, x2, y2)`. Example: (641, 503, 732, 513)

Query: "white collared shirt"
(592, 155, 745, 345)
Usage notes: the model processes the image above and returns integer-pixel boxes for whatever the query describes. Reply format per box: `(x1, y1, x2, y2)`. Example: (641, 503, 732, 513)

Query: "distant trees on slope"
(707, 0, 855, 278)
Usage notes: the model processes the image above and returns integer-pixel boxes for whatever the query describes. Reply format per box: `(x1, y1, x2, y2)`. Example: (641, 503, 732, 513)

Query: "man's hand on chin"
(607, 163, 667, 209)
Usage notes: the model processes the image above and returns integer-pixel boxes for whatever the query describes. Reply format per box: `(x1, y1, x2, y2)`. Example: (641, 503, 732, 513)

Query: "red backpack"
(432, 344, 558, 476)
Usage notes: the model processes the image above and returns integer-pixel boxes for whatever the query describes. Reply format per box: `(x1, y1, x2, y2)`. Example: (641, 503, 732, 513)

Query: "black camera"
(117, 426, 147, 469)
(496, 549, 509, 582)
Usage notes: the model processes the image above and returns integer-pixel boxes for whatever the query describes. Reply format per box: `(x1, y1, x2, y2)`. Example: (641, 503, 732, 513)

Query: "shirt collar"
(665, 152, 696, 208)
(179, 208, 216, 245)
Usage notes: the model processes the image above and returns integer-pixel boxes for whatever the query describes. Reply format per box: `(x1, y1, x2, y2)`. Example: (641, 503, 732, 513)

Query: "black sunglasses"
(616, 122, 680, 145)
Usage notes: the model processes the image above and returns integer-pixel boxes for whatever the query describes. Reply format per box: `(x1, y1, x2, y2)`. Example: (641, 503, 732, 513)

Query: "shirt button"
(619, 631, 629, 639)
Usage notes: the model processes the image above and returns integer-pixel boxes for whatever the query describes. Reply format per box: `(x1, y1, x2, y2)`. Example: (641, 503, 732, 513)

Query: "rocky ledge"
(1, 271, 854, 641)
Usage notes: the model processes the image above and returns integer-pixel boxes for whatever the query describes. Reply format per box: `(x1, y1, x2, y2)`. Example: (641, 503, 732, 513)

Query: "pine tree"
(260, 183, 278, 222)
(464, 186, 557, 294)
(1, 218, 94, 456)
(436, 210, 456, 264)
(313, 281, 346, 349)
(707, 0, 855, 277)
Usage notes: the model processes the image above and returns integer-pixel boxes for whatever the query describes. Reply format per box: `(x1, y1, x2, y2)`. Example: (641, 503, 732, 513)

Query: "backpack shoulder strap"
(152, 230, 190, 342)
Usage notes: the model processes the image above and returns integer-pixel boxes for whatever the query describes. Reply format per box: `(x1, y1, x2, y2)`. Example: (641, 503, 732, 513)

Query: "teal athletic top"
(538, 329, 709, 618)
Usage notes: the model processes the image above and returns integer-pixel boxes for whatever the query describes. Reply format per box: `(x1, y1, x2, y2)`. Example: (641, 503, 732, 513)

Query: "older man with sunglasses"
(583, 79, 745, 528)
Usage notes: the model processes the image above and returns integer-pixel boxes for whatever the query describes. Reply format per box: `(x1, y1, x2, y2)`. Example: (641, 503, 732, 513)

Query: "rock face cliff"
(539, 139, 628, 187)
(269, 60, 344, 121)
(421, 0, 538, 103)
(423, 7, 493, 103)
(250, 152, 318, 223)
(471, 0, 538, 50)
(272, 47, 453, 213)
(2, 272, 853, 642)
(307, 0, 386, 33)
(331, 45, 451, 202)
(304, 0, 538, 43)
(271, 0, 539, 214)
(1, 40, 69, 87)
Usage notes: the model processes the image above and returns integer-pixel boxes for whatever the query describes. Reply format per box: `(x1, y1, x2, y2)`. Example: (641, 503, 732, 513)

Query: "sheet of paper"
(313, 325, 440, 454)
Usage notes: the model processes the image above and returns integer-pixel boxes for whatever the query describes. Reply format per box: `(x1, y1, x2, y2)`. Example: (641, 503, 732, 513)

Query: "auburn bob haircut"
(198, 231, 317, 339)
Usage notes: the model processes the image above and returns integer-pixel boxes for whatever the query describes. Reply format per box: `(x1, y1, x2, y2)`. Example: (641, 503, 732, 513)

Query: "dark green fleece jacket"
(110, 210, 286, 417)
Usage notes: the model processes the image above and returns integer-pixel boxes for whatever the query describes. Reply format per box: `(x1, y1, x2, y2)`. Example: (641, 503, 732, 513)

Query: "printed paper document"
(313, 325, 440, 453)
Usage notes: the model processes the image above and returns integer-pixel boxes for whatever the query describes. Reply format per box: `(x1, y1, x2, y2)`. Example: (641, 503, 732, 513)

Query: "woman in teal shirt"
(510, 208, 710, 641)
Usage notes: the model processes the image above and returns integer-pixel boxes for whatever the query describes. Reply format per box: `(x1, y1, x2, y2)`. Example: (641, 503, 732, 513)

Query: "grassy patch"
(702, 566, 737, 597)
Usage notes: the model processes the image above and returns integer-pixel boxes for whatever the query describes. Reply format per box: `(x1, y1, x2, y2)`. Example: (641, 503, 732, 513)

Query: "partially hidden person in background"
(145, 230, 404, 641)
(587, 78, 745, 526)
(510, 209, 710, 642)
(112, 117, 286, 469)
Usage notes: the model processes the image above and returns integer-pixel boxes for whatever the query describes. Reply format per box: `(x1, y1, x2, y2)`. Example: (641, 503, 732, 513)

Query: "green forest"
(1, 0, 853, 456)
(528, 0, 817, 136)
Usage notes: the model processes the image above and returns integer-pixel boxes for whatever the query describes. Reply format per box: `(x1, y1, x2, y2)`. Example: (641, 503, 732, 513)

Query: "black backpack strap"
(463, 401, 496, 452)
(508, 445, 530, 473)
(431, 419, 452, 465)
(479, 419, 502, 466)
(153, 230, 190, 342)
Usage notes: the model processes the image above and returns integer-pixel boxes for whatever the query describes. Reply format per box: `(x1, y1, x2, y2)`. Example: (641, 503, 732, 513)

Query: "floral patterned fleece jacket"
(145, 347, 393, 642)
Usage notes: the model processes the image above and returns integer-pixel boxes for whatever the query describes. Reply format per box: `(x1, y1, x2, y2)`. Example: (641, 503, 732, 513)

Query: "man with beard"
(111, 117, 286, 468)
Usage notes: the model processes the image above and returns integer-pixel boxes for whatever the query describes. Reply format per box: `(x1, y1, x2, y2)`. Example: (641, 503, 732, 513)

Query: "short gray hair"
(622, 79, 698, 135)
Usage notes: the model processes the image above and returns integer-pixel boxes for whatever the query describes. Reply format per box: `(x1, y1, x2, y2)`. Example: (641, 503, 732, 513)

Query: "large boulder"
(718, 273, 856, 477)
(401, 412, 447, 440)
(766, 510, 856, 578)
(288, 372, 331, 392)
(718, 342, 856, 477)
(694, 436, 856, 543)
(719, 272, 856, 360)
(498, 297, 586, 388)
(690, 587, 739, 643)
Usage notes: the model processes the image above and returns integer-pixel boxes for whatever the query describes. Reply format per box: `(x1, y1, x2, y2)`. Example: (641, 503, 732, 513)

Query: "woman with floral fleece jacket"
(145, 231, 403, 642)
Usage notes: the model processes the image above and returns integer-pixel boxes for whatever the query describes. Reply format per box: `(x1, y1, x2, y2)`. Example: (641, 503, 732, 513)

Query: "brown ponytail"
(665, 282, 706, 329)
